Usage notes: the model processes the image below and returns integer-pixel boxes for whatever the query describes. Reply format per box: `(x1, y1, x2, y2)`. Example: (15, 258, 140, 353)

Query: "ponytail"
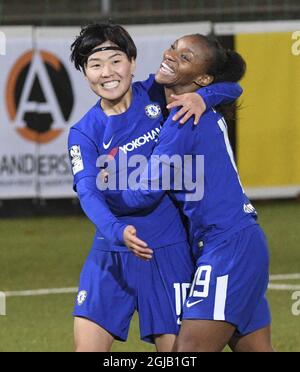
(214, 49, 246, 83)
(193, 34, 246, 124)
(199, 35, 246, 83)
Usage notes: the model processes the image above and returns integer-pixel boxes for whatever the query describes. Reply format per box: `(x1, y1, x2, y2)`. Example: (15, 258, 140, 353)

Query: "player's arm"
(99, 157, 166, 212)
(122, 161, 166, 210)
(77, 178, 151, 259)
(167, 82, 243, 124)
(140, 74, 242, 124)
(76, 177, 127, 245)
(68, 128, 148, 251)
(122, 113, 188, 210)
(140, 75, 242, 124)
(119, 162, 167, 259)
(121, 115, 193, 259)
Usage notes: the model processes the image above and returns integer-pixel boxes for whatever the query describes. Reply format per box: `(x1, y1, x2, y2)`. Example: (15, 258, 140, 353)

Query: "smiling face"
(155, 35, 214, 93)
(84, 41, 136, 102)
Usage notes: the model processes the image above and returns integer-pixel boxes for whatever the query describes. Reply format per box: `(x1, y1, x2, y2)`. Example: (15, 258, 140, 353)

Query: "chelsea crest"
(145, 104, 161, 119)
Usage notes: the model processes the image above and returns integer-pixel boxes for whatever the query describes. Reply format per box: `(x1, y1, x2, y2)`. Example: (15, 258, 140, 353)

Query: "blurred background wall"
(0, 0, 300, 215)
(1, 0, 300, 25)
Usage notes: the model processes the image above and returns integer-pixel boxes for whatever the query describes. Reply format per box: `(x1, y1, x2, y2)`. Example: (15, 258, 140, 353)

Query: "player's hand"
(166, 93, 206, 125)
(123, 225, 153, 260)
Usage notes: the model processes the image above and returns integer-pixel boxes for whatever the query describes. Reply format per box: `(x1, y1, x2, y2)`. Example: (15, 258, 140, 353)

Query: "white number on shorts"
(174, 282, 191, 323)
(189, 265, 212, 298)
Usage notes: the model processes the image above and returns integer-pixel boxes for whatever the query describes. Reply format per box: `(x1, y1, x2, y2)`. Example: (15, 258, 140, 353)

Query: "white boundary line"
(268, 273, 300, 291)
(3, 274, 300, 297)
(4, 285, 299, 296)
(268, 284, 300, 291)
(5, 287, 78, 297)
(269, 274, 300, 281)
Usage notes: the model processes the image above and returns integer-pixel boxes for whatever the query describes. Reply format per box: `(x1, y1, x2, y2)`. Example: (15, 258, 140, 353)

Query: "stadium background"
(0, 0, 299, 351)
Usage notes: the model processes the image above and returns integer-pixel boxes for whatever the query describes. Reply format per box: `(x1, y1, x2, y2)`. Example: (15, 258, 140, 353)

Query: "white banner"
(0, 27, 37, 198)
(0, 23, 211, 199)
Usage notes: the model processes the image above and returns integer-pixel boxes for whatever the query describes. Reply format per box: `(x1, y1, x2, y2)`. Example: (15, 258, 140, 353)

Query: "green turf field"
(0, 200, 299, 352)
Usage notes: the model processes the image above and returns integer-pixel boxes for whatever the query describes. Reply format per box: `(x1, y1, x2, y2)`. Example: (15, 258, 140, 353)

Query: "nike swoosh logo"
(186, 299, 204, 308)
(103, 137, 114, 150)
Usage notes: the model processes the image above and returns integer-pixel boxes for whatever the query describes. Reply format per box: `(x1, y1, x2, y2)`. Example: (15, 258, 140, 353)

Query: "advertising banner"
(0, 23, 211, 199)
(1, 21, 299, 199)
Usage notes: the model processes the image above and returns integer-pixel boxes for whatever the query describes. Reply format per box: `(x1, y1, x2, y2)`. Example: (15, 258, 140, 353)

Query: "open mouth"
(159, 62, 175, 76)
(101, 80, 120, 89)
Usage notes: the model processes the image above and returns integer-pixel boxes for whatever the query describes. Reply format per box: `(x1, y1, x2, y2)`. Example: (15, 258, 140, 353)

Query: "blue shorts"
(182, 224, 271, 335)
(73, 242, 194, 343)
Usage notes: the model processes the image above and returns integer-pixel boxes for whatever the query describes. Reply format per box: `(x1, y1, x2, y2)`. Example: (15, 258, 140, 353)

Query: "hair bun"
(223, 49, 246, 82)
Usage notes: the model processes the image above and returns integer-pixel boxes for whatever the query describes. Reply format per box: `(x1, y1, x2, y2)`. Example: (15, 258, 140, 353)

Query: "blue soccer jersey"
(69, 75, 246, 342)
(68, 75, 243, 252)
(69, 76, 186, 251)
(122, 107, 257, 252)
(120, 106, 271, 334)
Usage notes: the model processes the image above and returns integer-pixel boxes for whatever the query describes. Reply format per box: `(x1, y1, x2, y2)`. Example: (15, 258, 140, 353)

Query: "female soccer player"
(68, 24, 242, 352)
(120, 34, 274, 352)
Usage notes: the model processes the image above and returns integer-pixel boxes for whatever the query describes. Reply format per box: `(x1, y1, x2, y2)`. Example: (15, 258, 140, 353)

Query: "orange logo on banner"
(6, 50, 74, 144)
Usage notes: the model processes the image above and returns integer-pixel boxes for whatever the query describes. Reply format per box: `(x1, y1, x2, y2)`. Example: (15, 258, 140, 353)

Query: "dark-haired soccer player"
(120, 34, 273, 352)
(68, 23, 243, 352)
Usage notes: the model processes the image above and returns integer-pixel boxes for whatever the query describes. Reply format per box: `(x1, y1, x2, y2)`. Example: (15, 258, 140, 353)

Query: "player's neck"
(101, 88, 133, 116)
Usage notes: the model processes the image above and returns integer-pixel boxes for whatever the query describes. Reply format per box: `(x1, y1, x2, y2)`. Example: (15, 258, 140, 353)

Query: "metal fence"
(0, 0, 300, 26)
